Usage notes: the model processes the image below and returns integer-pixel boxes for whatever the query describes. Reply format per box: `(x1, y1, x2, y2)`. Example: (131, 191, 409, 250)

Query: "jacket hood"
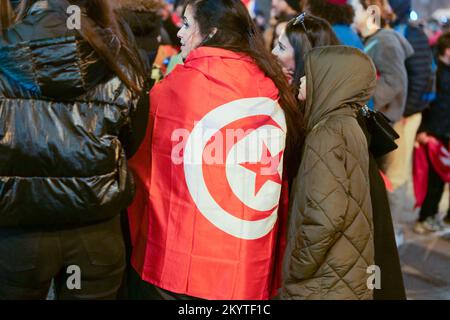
(366, 29, 415, 60)
(303, 46, 376, 132)
(392, 29, 415, 58)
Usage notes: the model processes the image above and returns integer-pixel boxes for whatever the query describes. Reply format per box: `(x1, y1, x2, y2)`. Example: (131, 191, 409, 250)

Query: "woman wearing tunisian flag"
(127, 0, 304, 300)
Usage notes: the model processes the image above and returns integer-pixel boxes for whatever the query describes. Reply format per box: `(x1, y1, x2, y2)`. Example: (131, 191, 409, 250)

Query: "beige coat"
(282, 46, 377, 300)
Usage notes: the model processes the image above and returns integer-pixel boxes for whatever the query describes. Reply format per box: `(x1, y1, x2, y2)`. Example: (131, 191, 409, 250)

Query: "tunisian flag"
(128, 47, 289, 300)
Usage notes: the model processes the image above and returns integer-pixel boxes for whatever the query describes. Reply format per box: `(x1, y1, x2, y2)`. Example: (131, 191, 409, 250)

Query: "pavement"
(395, 184, 450, 300)
(398, 221, 450, 300)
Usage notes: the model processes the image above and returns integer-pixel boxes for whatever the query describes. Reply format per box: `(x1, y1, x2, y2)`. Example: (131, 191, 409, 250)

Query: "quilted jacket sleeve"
(288, 123, 350, 280)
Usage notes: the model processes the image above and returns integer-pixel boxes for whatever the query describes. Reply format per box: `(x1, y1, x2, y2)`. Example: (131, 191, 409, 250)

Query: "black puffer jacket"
(421, 60, 450, 140)
(0, 1, 142, 227)
(397, 23, 435, 117)
(390, 0, 435, 117)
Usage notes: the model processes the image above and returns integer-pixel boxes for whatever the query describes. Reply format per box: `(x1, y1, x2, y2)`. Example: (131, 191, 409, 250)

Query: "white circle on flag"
(183, 97, 286, 240)
(226, 125, 284, 211)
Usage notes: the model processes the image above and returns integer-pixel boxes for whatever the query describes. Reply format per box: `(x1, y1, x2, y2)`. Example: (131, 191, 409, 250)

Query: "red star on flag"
(239, 143, 283, 196)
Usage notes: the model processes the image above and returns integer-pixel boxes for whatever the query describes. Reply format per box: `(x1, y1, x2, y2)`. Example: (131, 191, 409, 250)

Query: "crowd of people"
(0, 0, 449, 300)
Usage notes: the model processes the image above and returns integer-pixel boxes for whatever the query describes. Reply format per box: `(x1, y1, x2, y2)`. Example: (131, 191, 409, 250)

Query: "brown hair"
(71, 0, 146, 93)
(13, 0, 146, 94)
(285, 14, 340, 93)
(359, 0, 396, 28)
(186, 0, 305, 182)
(0, 0, 14, 36)
(306, 0, 355, 25)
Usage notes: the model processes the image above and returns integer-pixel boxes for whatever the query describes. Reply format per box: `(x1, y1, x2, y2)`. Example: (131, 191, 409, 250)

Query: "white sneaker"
(395, 229, 404, 247)
(430, 216, 446, 231)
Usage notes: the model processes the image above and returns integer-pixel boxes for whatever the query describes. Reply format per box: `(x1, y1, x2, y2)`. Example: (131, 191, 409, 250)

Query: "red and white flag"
(414, 137, 450, 208)
(128, 47, 288, 300)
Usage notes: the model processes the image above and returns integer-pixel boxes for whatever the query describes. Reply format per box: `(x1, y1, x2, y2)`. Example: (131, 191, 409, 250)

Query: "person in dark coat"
(354, 0, 415, 247)
(387, 1, 436, 229)
(415, 32, 450, 233)
(0, 0, 147, 299)
(390, 0, 435, 118)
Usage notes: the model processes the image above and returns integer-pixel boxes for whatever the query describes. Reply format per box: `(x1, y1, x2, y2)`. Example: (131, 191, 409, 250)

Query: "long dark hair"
(185, 0, 305, 182)
(0, 0, 14, 36)
(13, 0, 146, 94)
(285, 14, 340, 92)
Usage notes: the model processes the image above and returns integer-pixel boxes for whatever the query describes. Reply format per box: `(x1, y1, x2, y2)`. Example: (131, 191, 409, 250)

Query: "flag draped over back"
(127, 47, 289, 300)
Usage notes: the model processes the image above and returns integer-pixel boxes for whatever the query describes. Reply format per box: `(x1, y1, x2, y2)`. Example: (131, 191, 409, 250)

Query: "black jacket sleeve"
(120, 78, 154, 159)
(404, 25, 434, 117)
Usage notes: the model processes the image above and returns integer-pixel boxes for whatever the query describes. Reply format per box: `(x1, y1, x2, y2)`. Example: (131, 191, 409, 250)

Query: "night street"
(398, 187, 450, 299)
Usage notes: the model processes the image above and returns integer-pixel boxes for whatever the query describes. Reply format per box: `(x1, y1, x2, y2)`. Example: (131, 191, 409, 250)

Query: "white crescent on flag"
(183, 97, 286, 240)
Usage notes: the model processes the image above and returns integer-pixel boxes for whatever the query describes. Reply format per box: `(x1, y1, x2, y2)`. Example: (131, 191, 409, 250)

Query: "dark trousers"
(370, 154, 406, 300)
(117, 210, 133, 300)
(419, 151, 450, 222)
(0, 215, 125, 300)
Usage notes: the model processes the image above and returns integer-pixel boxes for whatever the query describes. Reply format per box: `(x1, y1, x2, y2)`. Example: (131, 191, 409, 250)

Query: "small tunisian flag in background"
(414, 137, 450, 208)
(127, 47, 289, 300)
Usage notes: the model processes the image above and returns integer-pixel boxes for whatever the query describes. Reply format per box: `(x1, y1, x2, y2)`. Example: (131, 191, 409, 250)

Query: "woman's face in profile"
(272, 30, 295, 84)
(352, 2, 369, 34)
(353, 1, 386, 34)
(177, 5, 203, 59)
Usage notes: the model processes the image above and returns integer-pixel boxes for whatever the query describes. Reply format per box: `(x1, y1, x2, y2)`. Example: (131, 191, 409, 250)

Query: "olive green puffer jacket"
(281, 46, 377, 300)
